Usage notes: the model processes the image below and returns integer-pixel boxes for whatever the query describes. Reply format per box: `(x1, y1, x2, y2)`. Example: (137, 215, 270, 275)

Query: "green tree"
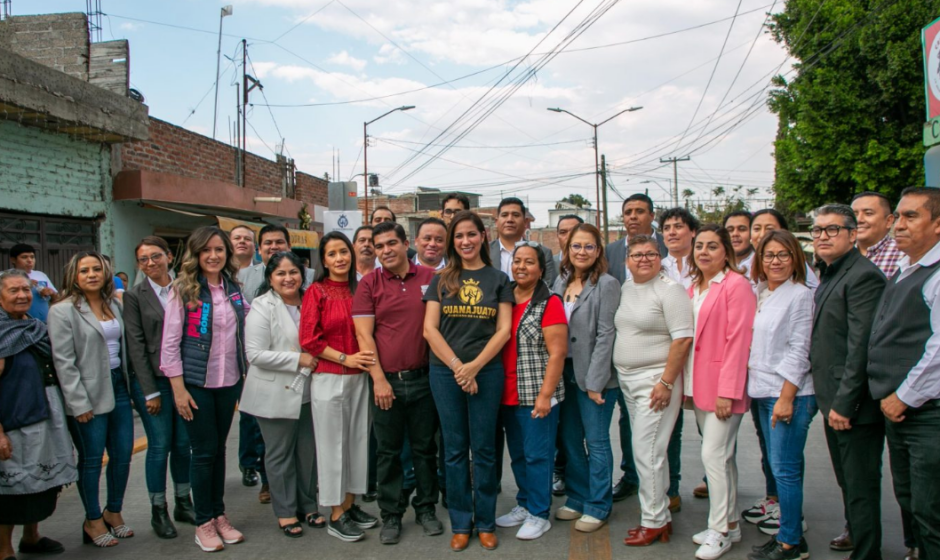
(768, 0, 929, 213)
(557, 194, 591, 208)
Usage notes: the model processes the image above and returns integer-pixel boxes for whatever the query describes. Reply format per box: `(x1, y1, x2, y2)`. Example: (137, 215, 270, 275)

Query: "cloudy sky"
(31, 0, 788, 225)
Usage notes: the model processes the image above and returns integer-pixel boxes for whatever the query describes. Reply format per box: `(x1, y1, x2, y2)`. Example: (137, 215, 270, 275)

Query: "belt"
(385, 367, 429, 380)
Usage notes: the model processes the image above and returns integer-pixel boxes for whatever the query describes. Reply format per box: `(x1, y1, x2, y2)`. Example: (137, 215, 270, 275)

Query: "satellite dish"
(129, 88, 145, 103)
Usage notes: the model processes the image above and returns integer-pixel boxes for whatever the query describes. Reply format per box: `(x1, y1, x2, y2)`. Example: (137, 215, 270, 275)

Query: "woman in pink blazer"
(684, 224, 756, 560)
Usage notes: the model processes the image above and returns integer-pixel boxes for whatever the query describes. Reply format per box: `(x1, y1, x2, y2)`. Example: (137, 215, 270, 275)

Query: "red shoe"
(624, 525, 670, 546)
(628, 522, 672, 536)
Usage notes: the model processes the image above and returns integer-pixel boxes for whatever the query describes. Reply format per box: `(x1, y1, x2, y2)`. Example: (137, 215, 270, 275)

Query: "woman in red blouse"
(299, 232, 377, 543)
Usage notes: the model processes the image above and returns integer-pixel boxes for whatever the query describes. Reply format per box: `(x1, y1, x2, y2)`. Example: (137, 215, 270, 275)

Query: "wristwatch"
(338, 353, 347, 364)
(659, 378, 674, 390)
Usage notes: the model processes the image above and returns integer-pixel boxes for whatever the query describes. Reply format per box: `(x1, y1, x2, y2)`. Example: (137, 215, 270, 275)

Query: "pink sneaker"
(194, 521, 224, 552)
(214, 515, 244, 544)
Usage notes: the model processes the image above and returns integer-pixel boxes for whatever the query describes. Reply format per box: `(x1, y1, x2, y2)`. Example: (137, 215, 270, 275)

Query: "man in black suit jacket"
(810, 204, 886, 560)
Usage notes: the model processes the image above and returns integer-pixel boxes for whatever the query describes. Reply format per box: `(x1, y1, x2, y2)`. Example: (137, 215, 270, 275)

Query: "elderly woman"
(241, 252, 323, 537)
(48, 251, 134, 548)
(495, 242, 567, 541)
(614, 236, 693, 547)
(0, 270, 78, 560)
(747, 230, 816, 560)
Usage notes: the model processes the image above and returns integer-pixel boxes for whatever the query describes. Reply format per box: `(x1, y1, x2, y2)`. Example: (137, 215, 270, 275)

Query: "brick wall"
(357, 194, 417, 219)
(118, 117, 328, 207)
(0, 13, 90, 81)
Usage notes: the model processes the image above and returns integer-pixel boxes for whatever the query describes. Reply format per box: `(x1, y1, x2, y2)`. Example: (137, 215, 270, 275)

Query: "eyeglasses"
(811, 225, 855, 239)
(570, 243, 597, 253)
(761, 251, 792, 263)
(514, 240, 540, 249)
(442, 208, 460, 216)
(629, 252, 661, 261)
(137, 253, 166, 265)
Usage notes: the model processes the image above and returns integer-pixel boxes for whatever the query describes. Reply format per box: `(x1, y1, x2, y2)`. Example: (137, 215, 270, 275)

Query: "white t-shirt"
(101, 318, 122, 370)
(28, 270, 57, 294)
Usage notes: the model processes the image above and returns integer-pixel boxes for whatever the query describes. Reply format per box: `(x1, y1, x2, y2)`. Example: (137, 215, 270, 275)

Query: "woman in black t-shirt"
(423, 211, 513, 552)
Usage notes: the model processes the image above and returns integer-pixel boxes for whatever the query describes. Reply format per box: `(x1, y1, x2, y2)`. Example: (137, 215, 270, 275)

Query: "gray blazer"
(489, 239, 559, 288)
(123, 279, 166, 398)
(48, 298, 129, 416)
(552, 273, 620, 392)
(606, 233, 668, 285)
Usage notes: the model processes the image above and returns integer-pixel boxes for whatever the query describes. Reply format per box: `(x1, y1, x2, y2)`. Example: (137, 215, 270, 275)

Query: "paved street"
(13, 409, 903, 560)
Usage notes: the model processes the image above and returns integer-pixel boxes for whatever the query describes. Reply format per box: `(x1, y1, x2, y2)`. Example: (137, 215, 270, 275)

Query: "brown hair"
(627, 234, 658, 253)
(55, 251, 116, 315)
(560, 223, 608, 286)
(172, 226, 240, 307)
(688, 223, 742, 288)
(135, 236, 172, 258)
(438, 210, 492, 298)
(752, 229, 807, 285)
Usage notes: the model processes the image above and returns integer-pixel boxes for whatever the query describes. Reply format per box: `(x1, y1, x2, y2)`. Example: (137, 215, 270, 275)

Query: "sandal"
(278, 521, 303, 538)
(305, 513, 326, 529)
(102, 512, 134, 539)
(82, 527, 117, 548)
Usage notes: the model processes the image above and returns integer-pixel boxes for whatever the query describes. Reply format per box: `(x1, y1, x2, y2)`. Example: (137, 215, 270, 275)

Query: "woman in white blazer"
(47, 251, 134, 547)
(240, 252, 321, 537)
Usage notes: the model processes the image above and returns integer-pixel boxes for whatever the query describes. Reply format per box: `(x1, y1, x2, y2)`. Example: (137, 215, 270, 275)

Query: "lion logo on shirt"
(458, 278, 483, 306)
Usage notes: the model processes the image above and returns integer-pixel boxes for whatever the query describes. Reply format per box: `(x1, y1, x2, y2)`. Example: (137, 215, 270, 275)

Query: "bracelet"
(449, 356, 460, 367)
(659, 378, 674, 391)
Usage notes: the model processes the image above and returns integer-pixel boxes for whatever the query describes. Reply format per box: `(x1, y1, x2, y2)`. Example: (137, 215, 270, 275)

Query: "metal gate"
(0, 211, 99, 288)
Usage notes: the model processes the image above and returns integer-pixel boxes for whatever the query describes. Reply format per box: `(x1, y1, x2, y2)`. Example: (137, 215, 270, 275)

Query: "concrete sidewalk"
(13, 409, 904, 560)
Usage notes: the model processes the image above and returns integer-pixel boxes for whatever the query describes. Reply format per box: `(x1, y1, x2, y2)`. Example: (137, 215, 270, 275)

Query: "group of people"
(0, 187, 938, 560)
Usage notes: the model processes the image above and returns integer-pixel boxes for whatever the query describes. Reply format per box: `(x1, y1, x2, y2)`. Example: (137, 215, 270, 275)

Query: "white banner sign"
(322, 210, 363, 239)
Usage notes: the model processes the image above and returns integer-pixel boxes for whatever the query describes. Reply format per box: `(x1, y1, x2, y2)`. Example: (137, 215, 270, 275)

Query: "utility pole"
(363, 105, 415, 218)
(235, 82, 241, 186)
(212, 5, 233, 140)
(240, 39, 263, 188)
(600, 154, 609, 241)
(660, 155, 690, 207)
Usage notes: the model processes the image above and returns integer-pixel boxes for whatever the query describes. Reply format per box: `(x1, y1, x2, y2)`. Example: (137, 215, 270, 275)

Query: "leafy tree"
(692, 185, 751, 223)
(768, 0, 930, 213)
(557, 194, 591, 208)
(682, 189, 696, 208)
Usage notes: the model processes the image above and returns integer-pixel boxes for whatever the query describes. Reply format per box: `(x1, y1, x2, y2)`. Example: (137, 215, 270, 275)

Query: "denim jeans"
(67, 368, 134, 520)
(755, 395, 817, 545)
(751, 399, 779, 498)
(559, 359, 617, 520)
(502, 403, 559, 519)
(185, 380, 242, 525)
(429, 362, 503, 533)
(128, 375, 191, 502)
(238, 411, 267, 484)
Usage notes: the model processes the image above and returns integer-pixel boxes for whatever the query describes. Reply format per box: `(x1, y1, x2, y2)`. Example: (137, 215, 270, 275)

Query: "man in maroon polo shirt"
(352, 221, 443, 545)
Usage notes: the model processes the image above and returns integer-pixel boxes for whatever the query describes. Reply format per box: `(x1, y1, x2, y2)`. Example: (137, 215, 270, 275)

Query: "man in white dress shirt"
(414, 218, 447, 271)
(660, 207, 699, 290)
(487, 197, 557, 286)
(724, 211, 755, 279)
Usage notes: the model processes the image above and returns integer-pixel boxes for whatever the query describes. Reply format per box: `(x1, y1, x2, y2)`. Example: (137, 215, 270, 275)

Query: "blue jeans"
(238, 411, 267, 484)
(755, 395, 818, 545)
(128, 376, 191, 501)
(560, 359, 617, 520)
(751, 399, 779, 498)
(503, 403, 559, 519)
(429, 362, 503, 533)
(67, 368, 134, 520)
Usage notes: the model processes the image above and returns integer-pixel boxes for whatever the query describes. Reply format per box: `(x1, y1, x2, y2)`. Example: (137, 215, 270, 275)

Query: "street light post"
(640, 179, 674, 206)
(363, 105, 415, 218)
(212, 5, 233, 140)
(547, 106, 642, 233)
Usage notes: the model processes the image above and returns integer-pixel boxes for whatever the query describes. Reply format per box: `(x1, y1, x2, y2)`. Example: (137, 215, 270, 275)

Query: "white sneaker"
(574, 514, 606, 533)
(693, 525, 742, 545)
(555, 506, 581, 521)
(695, 529, 733, 560)
(496, 506, 529, 528)
(516, 515, 551, 540)
(743, 497, 780, 524)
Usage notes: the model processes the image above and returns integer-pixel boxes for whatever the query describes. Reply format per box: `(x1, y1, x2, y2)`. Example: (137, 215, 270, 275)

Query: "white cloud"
(326, 50, 367, 71)
(119, 22, 140, 31)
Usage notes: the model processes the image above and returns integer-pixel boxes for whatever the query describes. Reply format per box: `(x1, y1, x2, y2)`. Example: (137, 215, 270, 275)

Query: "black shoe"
(174, 495, 196, 526)
(151, 504, 178, 539)
(347, 504, 379, 529)
(18, 537, 65, 555)
(363, 487, 378, 502)
(552, 473, 566, 496)
(328, 512, 365, 542)
(612, 476, 638, 502)
(415, 511, 444, 536)
(242, 467, 259, 487)
(380, 516, 402, 545)
(399, 487, 416, 511)
(747, 539, 802, 560)
(752, 537, 778, 553)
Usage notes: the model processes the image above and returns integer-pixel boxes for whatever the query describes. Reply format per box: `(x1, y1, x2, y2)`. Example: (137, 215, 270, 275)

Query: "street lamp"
(363, 105, 415, 217)
(640, 179, 674, 206)
(547, 106, 642, 237)
(212, 5, 233, 140)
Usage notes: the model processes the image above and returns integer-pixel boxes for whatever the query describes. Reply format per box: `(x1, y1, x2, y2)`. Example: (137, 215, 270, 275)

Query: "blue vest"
(179, 275, 247, 387)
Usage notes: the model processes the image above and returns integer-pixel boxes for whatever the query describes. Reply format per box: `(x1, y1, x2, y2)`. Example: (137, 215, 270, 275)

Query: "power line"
(268, 0, 334, 43)
(374, 137, 592, 150)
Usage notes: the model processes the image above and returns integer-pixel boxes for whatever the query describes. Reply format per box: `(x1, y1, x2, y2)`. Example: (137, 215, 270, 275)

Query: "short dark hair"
(627, 234, 660, 254)
(373, 221, 406, 242)
(442, 193, 471, 211)
(556, 214, 584, 230)
(353, 225, 373, 242)
(10, 243, 36, 260)
(257, 251, 308, 299)
(135, 236, 172, 257)
(752, 208, 788, 230)
(659, 207, 700, 232)
(371, 206, 396, 221)
(512, 242, 547, 280)
(417, 217, 447, 236)
(622, 193, 654, 214)
(851, 191, 893, 214)
(498, 197, 527, 216)
(259, 224, 290, 246)
(900, 186, 940, 220)
(815, 204, 857, 229)
(722, 210, 752, 227)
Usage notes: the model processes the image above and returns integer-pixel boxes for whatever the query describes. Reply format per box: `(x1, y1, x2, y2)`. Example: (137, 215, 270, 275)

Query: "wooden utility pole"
(601, 154, 609, 240)
(660, 155, 690, 206)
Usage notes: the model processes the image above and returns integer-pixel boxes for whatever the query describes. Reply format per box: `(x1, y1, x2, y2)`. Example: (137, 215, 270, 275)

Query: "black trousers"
(823, 418, 885, 560)
(887, 403, 940, 560)
(371, 373, 440, 518)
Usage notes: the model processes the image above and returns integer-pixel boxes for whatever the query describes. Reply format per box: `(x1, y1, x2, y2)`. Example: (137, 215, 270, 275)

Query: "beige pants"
(309, 373, 370, 507)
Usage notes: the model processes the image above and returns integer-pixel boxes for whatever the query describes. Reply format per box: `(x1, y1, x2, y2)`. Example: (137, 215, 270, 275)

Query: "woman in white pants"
(685, 224, 756, 560)
(614, 236, 693, 547)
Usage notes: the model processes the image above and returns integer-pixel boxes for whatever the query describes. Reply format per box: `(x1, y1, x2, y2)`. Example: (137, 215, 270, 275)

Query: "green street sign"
(926, 116, 940, 147)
